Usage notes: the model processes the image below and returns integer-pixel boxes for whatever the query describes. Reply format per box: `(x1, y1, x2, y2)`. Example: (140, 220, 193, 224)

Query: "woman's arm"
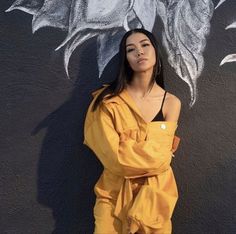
(164, 94, 181, 155)
(164, 94, 181, 122)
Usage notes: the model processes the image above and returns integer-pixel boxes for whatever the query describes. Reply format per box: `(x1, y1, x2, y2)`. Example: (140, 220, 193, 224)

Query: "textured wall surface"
(1, 0, 236, 233)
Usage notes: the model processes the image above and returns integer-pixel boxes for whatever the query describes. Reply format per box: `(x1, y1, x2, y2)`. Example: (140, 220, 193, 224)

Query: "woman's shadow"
(31, 38, 118, 234)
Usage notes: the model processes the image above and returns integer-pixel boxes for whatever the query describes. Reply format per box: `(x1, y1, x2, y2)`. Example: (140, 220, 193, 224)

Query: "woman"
(83, 28, 181, 234)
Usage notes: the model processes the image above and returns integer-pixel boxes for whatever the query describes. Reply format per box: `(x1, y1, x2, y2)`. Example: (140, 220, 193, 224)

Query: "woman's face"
(125, 32, 156, 73)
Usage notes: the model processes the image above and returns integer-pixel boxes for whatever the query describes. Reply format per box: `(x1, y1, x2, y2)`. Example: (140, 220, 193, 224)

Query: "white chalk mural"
(216, 1, 236, 67)
(215, 0, 227, 9)
(6, 0, 231, 106)
(156, 1, 213, 106)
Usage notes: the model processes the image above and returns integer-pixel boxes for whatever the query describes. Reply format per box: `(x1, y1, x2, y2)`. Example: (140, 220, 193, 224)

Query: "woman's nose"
(136, 48, 144, 56)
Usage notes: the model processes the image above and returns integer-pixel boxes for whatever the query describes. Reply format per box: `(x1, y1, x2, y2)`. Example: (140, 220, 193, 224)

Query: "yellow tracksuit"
(83, 85, 180, 234)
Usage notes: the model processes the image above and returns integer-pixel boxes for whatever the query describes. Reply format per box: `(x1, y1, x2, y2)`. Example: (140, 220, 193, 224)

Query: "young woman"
(83, 28, 181, 234)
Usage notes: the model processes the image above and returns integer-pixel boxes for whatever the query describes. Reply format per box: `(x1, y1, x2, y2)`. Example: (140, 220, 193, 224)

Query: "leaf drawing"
(215, 0, 236, 67)
(5, 0, 43, 15)
(225, 22, 236, 30)
(220, 54, 236, 66)
(6, 0, 216, 107)
(156, 0, 214, 106)
(215, 0, 227, 10)
(220, 21, 236, 66)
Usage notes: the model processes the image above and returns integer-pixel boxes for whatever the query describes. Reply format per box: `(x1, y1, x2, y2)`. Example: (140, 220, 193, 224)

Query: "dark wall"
(1, 1, 236, 233)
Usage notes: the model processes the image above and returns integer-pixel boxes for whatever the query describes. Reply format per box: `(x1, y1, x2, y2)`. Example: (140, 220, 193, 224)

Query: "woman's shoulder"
(165, 91, 181, 107)
(91, 84, 123, 112)
(164, 91, 181, 122)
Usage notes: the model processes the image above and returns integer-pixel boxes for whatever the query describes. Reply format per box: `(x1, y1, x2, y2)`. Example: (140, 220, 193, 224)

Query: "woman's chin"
(133, 66, 154, 73)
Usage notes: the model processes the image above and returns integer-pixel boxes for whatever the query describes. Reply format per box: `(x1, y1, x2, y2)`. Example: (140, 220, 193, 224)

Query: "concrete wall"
(1, 0, 235, 233)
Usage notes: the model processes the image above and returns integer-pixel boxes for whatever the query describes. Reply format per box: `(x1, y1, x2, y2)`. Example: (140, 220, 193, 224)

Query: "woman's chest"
(130, 97, 165, 123)
(110, 103, 176, 144)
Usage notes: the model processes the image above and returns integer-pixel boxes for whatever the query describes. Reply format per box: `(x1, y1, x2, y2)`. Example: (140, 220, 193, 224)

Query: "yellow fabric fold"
(113, 168, 178, 234)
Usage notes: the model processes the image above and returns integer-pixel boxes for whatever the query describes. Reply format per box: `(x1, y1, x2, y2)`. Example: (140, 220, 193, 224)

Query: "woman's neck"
(128, 69, 154, 96)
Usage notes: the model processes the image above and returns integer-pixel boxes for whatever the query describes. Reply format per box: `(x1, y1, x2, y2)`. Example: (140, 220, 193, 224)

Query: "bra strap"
(160, 91, 167, 110)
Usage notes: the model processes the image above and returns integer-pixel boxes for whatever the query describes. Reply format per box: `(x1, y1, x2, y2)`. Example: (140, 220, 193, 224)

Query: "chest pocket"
(146, 122, 176, 149)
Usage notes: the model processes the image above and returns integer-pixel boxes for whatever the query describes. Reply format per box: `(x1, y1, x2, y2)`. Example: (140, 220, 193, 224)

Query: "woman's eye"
(142, 43, 150, 47)
(127, 48, 135, 53)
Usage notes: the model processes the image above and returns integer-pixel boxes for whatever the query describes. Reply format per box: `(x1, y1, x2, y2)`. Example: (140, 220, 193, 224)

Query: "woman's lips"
(137, 58, 148, 63)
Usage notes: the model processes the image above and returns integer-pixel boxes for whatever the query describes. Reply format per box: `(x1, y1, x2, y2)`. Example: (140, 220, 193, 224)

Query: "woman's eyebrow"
(126, 39, 150, 47)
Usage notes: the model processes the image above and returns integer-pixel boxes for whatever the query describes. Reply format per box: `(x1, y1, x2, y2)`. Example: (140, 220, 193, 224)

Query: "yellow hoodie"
(83, 85, 180, 234)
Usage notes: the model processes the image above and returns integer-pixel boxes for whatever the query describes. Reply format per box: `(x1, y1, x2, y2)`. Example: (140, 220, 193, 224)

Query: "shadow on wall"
(30, 39, 117, 233)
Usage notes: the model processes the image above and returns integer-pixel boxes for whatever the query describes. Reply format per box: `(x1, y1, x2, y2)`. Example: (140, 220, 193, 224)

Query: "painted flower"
(6, 0, 216, 106)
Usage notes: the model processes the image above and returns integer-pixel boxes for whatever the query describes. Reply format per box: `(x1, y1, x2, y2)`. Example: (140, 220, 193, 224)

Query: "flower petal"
(220, 54, 236, 66)
(133, 0, 157, 31)
(225, 22, 236, 30)
(57, 0, 133, 50)
(5, 0, 43, 14)
(63, 31, 98, 78)
(32, 0, 72, 33)
(97, 30, 126, 77)
(215, 0, 227, 10)
(157, 0, 214, 106)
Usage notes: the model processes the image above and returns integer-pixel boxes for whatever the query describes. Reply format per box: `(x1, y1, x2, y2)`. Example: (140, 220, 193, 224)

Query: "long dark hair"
(92, 28, 164, 111)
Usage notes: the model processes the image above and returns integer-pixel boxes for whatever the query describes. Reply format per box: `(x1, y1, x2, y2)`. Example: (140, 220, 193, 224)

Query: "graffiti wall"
(1, 0, 235, 233)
